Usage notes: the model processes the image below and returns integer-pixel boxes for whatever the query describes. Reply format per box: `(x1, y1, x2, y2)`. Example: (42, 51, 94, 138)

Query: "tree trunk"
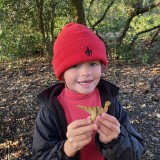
(36, 0, 45, 43)
(70, 0, 86, 25)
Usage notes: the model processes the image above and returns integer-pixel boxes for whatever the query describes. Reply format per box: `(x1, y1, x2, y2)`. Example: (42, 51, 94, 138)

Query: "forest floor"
(0, 56, 160, 160)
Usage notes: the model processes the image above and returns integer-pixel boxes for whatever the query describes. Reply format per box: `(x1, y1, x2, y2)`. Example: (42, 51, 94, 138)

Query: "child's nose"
(80, 66, 91, 76)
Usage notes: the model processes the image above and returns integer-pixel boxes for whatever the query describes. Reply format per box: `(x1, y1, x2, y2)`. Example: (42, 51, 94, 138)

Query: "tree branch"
(91, 0, 116, 31)
(118, 1, 160, 45)
(150, 28, 160, 43)
(129, 25, 160, 49)
(87, 0, 95, 27)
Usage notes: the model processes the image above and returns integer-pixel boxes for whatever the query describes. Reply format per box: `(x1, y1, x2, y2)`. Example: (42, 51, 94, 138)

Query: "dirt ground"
(0, 57, 160, 160)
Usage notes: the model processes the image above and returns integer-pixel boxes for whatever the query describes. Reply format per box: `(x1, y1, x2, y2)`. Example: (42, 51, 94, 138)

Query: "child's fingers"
(96, 114, 120, 138)
(68, 131, 93, 143)
(96, 114, 120, 129)
(97, 122, 112, 135)
(68, 118, 91, 130)
(101, 113, 120, 127)
(67, 135, 93, 151)
(96, 129, 112, 144)
(98, 118, 120, 134)
(66, 118, 98, 139)
(66, 118, 96, 151)
(67, 123, 97, 138)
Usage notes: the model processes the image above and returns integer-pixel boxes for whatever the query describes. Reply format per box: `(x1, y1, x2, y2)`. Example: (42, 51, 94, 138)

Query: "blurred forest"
(0, 0, 160, 63)
(0, 0, 160, 159)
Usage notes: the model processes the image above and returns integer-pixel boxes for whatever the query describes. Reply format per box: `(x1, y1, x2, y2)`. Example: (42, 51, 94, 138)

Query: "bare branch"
(118, 1, 160, 45)
(87, 0, 96, 27)
(129, 25, 160, 49)
(150, 28, 160, 43)
(91, 0, 116, 31)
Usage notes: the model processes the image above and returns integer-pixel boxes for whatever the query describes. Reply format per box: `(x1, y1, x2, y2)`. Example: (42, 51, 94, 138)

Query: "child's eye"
(90, 62, 97, 66)
(70, 64, 79, 68)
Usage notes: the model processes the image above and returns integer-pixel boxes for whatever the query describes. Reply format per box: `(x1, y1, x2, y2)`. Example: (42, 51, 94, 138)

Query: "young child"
(32, 22, 144, 160)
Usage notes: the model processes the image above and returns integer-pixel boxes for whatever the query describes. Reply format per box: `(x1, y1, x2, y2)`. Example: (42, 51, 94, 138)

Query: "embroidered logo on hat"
(85, 46, 92, 56)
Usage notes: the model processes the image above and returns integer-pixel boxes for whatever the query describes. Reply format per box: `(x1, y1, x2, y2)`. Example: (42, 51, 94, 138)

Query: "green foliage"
(86, 0, 160, 63)
(0, 23, 43, 60)
(0, 0, 71, 60)
(0, 0, 42, 60)
(0, 0, 159, 64)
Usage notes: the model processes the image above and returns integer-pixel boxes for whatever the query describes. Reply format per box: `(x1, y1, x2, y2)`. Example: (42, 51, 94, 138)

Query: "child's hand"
(95, 113, 120, 144)
(64, 118, 97, 157)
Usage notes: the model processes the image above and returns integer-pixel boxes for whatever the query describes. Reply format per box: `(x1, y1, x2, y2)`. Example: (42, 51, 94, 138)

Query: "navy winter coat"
(32, 79, 144, 160)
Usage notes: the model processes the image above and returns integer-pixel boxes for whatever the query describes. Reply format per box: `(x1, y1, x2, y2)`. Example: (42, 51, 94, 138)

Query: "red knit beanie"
(52, 22, 108, 80)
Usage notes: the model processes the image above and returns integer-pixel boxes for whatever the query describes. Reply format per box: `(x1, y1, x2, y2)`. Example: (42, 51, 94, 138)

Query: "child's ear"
(101, 63, 106, 72)
(60, 74, 65, 83)
(101, 64, 106, 78)
(101, 73, 105, 78)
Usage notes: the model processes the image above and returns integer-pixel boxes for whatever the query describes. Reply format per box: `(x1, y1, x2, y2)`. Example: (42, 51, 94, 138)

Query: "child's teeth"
(80, 81, 90, 84)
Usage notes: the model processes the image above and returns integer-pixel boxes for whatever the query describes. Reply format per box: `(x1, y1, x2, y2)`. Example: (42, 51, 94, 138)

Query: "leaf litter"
(0, 57, 159, 160)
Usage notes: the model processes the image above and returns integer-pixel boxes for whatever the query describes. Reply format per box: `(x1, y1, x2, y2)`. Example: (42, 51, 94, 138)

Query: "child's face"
(63, 61, 102, 94)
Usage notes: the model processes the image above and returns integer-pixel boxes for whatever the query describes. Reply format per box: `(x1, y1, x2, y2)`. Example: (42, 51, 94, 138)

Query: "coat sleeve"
(32, 106, 79, 160)
(95, 99, 144, 160)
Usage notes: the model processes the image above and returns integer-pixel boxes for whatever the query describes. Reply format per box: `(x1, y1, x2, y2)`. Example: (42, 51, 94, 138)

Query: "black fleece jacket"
(32, 79, 144, 160)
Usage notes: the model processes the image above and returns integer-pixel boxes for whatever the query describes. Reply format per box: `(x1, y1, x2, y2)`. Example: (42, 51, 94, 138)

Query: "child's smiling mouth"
(78, 80, 93, 85)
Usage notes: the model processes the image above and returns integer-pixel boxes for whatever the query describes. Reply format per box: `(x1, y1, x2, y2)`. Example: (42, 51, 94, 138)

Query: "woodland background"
(0, 0, 160, 159)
